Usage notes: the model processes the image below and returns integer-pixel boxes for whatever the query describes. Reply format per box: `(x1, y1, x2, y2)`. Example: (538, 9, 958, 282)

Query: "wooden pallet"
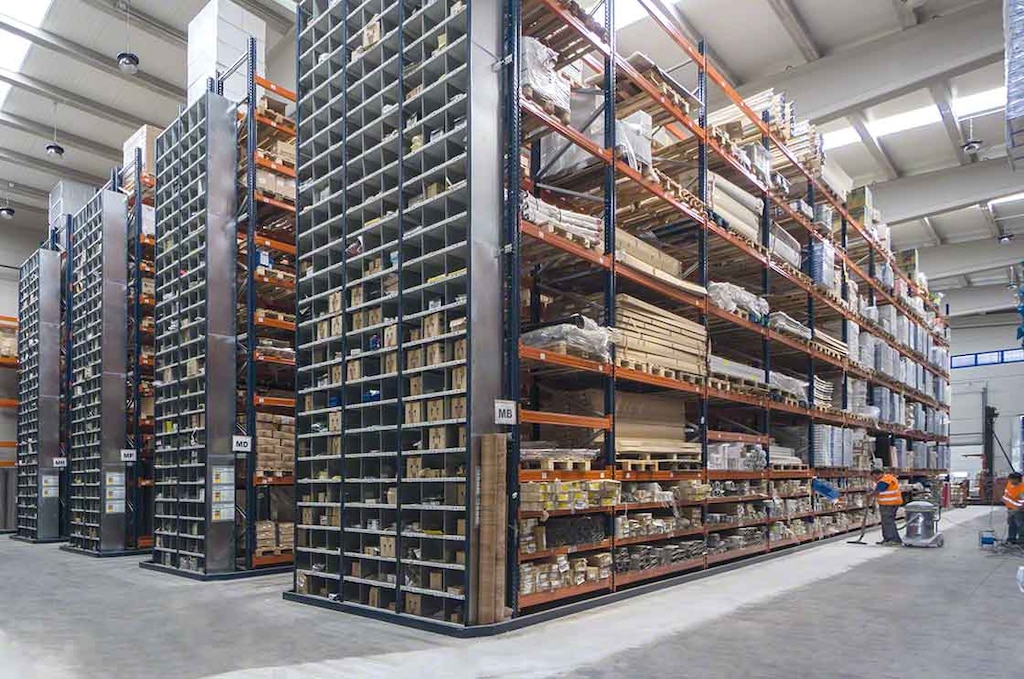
(770, 462, 809, 471)
(255, 148, 296, 169)
(617, 458, 702, 472)
(710, 373, 768, 394)
(253, 546, 294, 556)
(522, 85, 571, 125)
(521, 458, 593, 471)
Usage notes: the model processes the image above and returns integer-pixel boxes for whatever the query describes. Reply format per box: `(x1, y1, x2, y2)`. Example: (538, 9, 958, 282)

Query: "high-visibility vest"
(877, 474, 903, 506)
(1003, 481, 1024, 511)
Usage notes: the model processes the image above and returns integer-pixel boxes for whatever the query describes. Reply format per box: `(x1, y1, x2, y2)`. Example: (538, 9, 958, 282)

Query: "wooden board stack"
(612, 293, 707, 380)
(812, 328, 848, 358)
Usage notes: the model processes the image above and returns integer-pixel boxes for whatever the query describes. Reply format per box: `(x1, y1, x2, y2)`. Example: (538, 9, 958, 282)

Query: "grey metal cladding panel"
(467, 5, 503, 439)
(99, 190, 128, 551)
(37, 249, 62, 540)
(203, 90, 239, 459)
(203, 90, 239, 574)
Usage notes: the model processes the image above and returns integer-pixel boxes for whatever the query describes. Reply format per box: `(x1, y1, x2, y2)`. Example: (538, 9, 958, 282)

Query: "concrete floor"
(0, 505, 1012, 679)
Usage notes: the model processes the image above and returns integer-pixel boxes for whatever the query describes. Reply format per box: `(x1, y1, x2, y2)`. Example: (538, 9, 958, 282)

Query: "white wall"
(0, 227, 48, 316)
(949, 313, 1024, 475)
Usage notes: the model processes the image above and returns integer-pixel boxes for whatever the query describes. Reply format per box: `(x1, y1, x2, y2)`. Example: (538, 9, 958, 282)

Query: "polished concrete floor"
(0, 505, 1010, 679)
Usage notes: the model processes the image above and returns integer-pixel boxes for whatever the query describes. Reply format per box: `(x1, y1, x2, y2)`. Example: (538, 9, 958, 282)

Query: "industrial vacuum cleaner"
(902, 500, 945, 548)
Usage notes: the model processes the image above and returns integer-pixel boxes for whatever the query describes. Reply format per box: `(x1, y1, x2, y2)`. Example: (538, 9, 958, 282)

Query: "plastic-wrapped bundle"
(708, 281, 770, 319)
(770, 371, 808, 401)
(520, 316, 615, 363)
(768, 311, 812, 340)
(710, 355, 766, 384)
(520, 192, 602, 243)
(805, 241, 835, 289)
(521, 37, 570, 112)
(770, 225, 801, 269)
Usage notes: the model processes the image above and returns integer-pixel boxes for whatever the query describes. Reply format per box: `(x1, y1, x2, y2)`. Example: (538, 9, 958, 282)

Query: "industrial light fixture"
(1000, 233, 1015, 244)
(116, 1, 139, 75)
(961, 117, 983, 155)
(45, 101, 64, 157)
(0, 196, 14, 220)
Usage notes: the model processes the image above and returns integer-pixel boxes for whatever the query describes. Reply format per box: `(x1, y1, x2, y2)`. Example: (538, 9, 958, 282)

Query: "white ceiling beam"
(849, 111, 899, 180)
(921, 216, 943, 246)
(0, 180, 50, 202)
(928, 81, 971, 165)
(0, 67, 152, 129)
(0, 111, 121, 162)
(738, 0, 1003, 123)
(871, 158, 1019, 224)
(941, 283, 1019, 317)
(0, 14, 184, 100)
(0, 148, 107, 187)
(642, 0, 741, 87)
(892, 0, 918, 28)
(77, 0, 186, 47)
(980, 204, 1004, 239)
(3, 199, 46, 216)
(765, 0, 820, 62)
(919, 237, 1024, 281)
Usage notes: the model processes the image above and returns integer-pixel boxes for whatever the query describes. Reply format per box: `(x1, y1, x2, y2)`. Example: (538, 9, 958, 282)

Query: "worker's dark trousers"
(1008, 509, 1024, 542)
(880, 505, 900, 542)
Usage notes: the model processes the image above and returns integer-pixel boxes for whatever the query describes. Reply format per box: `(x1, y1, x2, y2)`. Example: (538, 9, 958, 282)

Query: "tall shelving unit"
(125, 153, 157, 552)
(288, 0, 503, 628)
(62, 185, 147, 556)
(502, 0, 950, 619)
(145, 89, 241, 578)
(0, 315, 18, 533)
(286, 0, 950, 633)
(235, 40, 300, 572)
(13, 248, 64, 543)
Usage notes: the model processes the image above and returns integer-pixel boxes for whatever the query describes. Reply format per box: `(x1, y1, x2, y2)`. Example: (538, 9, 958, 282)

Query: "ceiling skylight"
(0, 1, 55, 107)
(952, 86, 1007, 119)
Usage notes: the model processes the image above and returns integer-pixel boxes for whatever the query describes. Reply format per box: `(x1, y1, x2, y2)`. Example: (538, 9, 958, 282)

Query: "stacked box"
(187, 0, 266, 106)
(255, 412, 296, 472)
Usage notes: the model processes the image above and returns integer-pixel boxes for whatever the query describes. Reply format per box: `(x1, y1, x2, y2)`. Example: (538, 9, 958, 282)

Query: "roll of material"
(710, 171, 763, 215)
(712, 202, 760, 243)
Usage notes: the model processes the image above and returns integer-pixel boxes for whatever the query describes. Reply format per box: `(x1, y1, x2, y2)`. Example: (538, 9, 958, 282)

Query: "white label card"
(52, 457, 67, 469)
(232, 435, 252, 453)
(494, 399, 517, 425)
(120, 449, 137, 462)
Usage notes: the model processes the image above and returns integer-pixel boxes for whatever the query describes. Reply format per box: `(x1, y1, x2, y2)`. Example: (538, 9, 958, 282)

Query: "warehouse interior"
(0, 0, 1021, 677)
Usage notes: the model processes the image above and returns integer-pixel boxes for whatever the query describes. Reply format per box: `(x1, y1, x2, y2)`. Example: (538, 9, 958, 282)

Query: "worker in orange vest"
(1002, 472, 1024, 543)
(868, 468, 903, 545)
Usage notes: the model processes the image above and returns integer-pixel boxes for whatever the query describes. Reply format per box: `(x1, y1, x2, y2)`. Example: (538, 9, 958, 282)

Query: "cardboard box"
(423, 312, 444, 338)
(329, 290, 344, 313)
(429, 571, 443, 591)
(406, 456, 423, 478)
(454, 339, 467, 361)
(405, 401, 423, 424)
(380, 536, 396, 558)
(410, 375, 424, 396)
(331, 315, 343, 336)
(366, 306, 383, 326)
(331, 365, 342, 384)
(426, 343, 447, 366)
(451, 396, 466, 420)
(428, 427, 449, 450)
(347, 360, 362, 381)
(406, 347, 424, 370)
(404, 592, 422, 616)
(122, 124, 161, 176)
(426, 398, 446, 422)
(328, 411, 342, 431)
(369, 587, 381, 608)
(452, 366, 467, 391)
(384, 324, 398, 347)
(385, 352, 398, 374)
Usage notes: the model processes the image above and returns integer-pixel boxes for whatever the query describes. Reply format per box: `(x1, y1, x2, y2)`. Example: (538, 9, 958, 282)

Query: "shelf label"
(494, 399, 517, 425)
(212, 466, 235, 486)
(232, 435, 252, 453)
(212, 487, 235, 504)
(42, 486, 59, 498)
(52, 457, 67, 469)
(120, 448, 137, 462)
(105, 500, 125, 514)
(212, 503, 235, 522)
